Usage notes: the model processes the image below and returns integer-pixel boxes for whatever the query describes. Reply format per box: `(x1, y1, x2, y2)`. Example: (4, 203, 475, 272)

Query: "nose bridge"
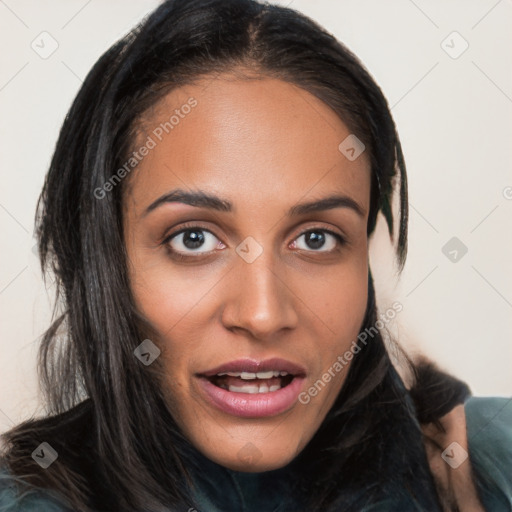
(223, 238, 297, 337)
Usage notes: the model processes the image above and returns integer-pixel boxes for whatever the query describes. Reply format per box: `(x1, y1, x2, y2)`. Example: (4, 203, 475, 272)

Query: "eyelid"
(294, 223, 346, 242)
(161, 222, 221, 250)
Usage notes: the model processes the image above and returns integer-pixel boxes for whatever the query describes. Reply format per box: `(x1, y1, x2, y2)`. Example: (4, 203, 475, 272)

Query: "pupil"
(306, 231, 324, 249)
(183, 230, 204, 249)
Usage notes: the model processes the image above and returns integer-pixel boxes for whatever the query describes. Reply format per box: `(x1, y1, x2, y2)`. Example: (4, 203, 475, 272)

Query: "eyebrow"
(143, 188, 366, 218)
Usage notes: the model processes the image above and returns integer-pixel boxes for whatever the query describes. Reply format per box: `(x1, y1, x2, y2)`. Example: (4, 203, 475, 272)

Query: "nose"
(221, 248, 299, 340)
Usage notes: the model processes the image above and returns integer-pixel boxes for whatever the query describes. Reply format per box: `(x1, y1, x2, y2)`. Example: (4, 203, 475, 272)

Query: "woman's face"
(123, 72, 371, 472)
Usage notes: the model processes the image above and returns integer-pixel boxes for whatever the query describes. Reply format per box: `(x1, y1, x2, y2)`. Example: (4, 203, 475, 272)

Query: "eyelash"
(161, 222, 346, 261)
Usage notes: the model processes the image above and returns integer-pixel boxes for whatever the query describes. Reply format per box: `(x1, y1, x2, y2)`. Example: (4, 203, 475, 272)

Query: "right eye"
(163, 225, 225, 258)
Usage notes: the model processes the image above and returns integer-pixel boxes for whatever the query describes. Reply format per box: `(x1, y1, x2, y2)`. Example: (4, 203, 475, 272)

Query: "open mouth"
(206, 371, 295, 393)
(196, 358, 307, 417)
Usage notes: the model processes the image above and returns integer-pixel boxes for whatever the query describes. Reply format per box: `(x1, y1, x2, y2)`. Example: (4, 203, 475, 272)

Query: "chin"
(216, 453, 295, 473)
(198, 437, 303, 473)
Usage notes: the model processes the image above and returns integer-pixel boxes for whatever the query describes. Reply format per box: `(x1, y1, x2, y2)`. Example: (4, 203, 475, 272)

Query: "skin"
(123, 70, 371, 472)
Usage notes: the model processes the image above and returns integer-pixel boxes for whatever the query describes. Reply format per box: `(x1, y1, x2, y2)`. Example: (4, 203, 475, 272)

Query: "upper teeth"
(216, 370, 289, 379)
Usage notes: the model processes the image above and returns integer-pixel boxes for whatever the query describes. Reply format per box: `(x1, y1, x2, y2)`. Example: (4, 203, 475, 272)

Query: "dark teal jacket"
(1, 396, 511, 511)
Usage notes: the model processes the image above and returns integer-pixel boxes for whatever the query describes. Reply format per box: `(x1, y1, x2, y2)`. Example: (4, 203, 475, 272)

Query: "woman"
(0, 0, 510, 510)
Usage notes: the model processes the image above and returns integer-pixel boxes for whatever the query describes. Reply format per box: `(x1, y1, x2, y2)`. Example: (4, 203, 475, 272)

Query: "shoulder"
(465, 395, 512, 442)
(0, 464, 72, 512)
(465, 396, 512, 511)
(420, 394, 512, 511)
(0, 400, 96, 512)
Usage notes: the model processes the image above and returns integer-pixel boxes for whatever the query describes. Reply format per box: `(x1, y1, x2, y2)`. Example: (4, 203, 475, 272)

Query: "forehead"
(124, 73, 371, 216)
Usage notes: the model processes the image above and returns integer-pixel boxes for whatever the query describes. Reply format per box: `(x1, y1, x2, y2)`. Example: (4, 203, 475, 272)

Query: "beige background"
(1, 0, 511, 434)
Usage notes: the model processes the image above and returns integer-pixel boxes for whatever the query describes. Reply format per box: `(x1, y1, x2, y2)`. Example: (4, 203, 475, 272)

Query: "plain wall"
(1, 0, 511, 434)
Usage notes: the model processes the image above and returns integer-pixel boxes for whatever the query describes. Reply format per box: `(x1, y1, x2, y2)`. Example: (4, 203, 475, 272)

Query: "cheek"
(302, 262, 368, 396)
(129, 263, 225, 396)
(334, 270, 368, 338)
(130, 264, 215, 337)
(300, 260, 368, 340)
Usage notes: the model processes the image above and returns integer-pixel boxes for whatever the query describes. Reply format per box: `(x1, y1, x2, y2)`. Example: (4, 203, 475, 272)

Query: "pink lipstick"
(196, 357, 307, 418)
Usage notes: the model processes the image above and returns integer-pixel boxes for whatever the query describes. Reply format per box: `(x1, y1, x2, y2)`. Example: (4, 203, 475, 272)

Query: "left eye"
(292, 229, 343, 252)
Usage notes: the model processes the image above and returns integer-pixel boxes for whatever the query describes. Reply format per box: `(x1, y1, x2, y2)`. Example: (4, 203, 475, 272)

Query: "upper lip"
(199, 357, 307, 378)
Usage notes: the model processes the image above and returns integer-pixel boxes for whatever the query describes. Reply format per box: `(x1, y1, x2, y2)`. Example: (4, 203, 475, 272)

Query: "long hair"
(1, 1, 468, 510)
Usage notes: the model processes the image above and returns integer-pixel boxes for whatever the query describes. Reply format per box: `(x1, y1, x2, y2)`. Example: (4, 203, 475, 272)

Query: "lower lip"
(197, 376, 306, 418)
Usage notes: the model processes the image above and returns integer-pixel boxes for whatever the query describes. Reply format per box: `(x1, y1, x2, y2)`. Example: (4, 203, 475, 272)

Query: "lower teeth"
(223, 383, 282, 393)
